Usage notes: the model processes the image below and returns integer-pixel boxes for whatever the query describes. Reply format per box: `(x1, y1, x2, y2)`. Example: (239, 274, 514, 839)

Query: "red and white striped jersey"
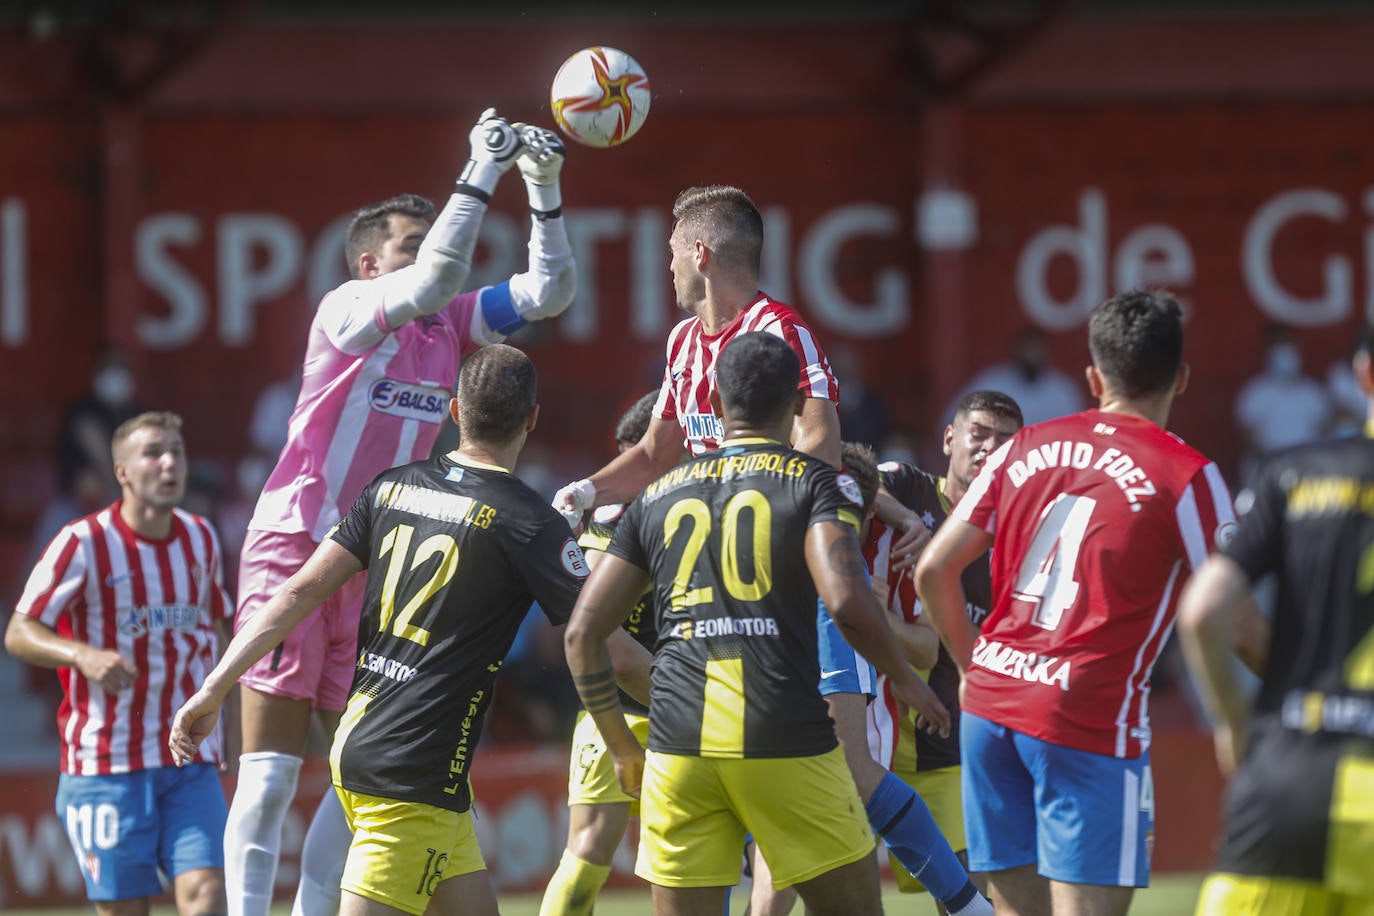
(954, 409, 1235, 759)
(654, 294, 838, 456)
(861, 518, 920, 771)
(16, 502, 232, 775)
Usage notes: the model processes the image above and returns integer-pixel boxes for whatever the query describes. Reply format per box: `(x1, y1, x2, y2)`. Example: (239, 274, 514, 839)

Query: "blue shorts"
(960, 712, 1153, 887)
(56, 764, 227, 901)
(816, 599, 876, 698)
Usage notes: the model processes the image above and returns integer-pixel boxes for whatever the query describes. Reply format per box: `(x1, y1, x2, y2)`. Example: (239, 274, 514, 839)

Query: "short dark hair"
(953, 390, 1024, 429)
(615, 391, 659, 449)
(456, 345, 537, 444)
(1088, 289, 1185, 398)
(344, 194, 435, 279)
(671, 185, 764, 276)
(715, 333, 800, 426)
(840, 442, 879, 513)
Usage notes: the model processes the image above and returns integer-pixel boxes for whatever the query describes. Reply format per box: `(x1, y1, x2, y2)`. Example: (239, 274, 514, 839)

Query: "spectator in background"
(248, 366, 302, 461)
(830, 341, 892, 449)
(1326, 346, 1366, 437)
(1234, 325, 1332, 483)
(56, 348, 143, 503)
(946, 327, 1085, 427)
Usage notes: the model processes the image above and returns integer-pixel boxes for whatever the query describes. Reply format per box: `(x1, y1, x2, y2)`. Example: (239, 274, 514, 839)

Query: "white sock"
(290, 787, 351, 916)
(948, 892, 995, 916)
(225, 751, 303, 916)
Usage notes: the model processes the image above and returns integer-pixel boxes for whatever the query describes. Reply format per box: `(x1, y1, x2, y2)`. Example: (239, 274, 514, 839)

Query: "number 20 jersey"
(607, 438, 862, 759)
(954, 409, 1235, 758)
(329, 453, 587, 811)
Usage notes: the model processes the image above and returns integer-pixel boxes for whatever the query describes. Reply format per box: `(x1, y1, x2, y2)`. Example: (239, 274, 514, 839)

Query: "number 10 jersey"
(954, 408, 1234, 759)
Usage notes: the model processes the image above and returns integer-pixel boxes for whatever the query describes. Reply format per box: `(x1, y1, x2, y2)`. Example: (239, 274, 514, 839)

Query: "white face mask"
(94, 367, 134, 406)
(1266, 345, 1301, 379)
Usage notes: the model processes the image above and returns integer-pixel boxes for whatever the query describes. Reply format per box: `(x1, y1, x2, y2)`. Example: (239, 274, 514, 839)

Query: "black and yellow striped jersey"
(580, 503, 656, 716)
(328, 452, 588, 812)
(881, 461, 993, 772)
(606, 437, 863, 759)
(1214, 434, 1374, 884)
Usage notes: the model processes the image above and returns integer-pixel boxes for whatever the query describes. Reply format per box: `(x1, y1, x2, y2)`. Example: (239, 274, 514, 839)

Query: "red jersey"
(654, 294, 838, 456)
(16, 502, 232, 775)
(953, 409, 1235, 758)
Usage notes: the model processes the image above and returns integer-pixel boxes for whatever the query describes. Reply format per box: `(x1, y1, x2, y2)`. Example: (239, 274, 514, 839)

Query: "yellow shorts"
(1196, 873, 1374, 916)
(636, 747, 874, 890)
(335, 786, 486, 916)
(567, 710, 650, 811)
(888, 766, 965, 893)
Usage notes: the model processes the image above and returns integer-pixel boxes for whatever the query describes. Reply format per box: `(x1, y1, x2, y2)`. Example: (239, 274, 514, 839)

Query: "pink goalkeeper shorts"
(235, 528, 365, 712)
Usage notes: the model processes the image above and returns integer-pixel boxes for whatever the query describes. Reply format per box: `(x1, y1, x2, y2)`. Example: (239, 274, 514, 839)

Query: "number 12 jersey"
(328, 452, 589, 811)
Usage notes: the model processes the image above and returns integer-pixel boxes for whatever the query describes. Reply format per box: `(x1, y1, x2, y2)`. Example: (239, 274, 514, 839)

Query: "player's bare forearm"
(914, 518, 991, 672)
(607, 628, 652, 707)
(1177, 556, 1254, 734)
(791, 398, 842, 467)
(4, 613, 137, 692)
(808, 522, 916, 685)
(5, 612, 88, 670)
(200, 541, 362, 702)
(877, 490, 930, 571)
(588, 417, 682, 506)
(894, 617, 941, 671)
(566, 552, 653, 751)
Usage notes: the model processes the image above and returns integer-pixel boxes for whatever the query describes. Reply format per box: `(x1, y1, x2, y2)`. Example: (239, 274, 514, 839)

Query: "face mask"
(94, 367, 134, 406)
(1266, 345, 1301, 379)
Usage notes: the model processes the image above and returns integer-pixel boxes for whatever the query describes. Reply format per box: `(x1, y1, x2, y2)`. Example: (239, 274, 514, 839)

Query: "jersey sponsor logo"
(367, 379, 449, 423)
(836, 472, 863, 505)
(970, 636, 1072, 690)
(561, 538, 589, 578)
(682, 412, 724, 444)
(877, 460, 902, 474)
(592, 504, 626, 524)
(1282, 688, 1374, 738)
(359, 651, 417, 683)
(674, 616, 780, 639)
(116, 605, 203, 636)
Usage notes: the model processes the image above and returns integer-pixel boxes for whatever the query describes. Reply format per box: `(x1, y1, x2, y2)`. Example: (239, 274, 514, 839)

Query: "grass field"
(7, 872, 1205, 914)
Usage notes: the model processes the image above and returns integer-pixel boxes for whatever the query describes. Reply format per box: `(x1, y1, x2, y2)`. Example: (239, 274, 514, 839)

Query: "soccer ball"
(550, 46, 651, 149)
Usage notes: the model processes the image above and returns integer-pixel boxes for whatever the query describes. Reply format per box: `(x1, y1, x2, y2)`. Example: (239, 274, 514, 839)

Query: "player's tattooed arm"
(572, 667, 621, 716)
(825, 524, 870, 580)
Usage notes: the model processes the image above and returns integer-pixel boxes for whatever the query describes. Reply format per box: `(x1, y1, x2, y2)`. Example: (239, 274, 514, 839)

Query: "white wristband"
(525, 179, 562, 216)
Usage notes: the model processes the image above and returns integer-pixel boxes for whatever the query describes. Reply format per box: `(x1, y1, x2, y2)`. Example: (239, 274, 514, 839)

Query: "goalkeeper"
(223, 108, 577, 916)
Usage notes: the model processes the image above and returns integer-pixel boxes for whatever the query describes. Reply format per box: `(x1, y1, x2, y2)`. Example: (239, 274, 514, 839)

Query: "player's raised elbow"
(513, 258, 577, 323)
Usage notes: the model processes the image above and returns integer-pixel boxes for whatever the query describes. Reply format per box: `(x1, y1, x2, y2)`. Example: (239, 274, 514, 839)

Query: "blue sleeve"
(479, 281, 529, 336)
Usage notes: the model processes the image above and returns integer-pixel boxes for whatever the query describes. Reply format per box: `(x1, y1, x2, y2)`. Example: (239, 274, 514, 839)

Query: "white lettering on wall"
(217, 214, 303, 345)
(1242, 188, 1351, 326)
(1016, 188, 1195, 332)
(800, 203, 909, 336)
(137, 213, 206, 348)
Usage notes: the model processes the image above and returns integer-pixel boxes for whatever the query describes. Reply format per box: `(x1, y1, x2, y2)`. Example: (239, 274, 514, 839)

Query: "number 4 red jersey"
(953, 408, 1236, 758)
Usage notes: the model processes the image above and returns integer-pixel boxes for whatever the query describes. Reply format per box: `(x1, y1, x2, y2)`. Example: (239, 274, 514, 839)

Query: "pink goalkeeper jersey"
(954, 409, 1235, 759)
(16, 503, 231, 775)
(654, 294, 838, 456)
(250, 283, 485, 542)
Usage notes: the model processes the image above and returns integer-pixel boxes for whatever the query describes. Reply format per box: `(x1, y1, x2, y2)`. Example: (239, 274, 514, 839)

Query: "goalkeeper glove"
(512, 122, 566, 216)
(457, 108, 521, 201)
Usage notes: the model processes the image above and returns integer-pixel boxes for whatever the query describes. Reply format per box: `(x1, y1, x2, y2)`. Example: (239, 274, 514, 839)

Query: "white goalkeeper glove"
(456, 108, 521, 200)
(553, 478, 596, 529)
(512, 122, 566, 216)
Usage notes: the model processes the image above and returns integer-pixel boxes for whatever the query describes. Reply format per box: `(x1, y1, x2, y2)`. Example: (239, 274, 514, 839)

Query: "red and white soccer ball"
(550, 46, 651, 149)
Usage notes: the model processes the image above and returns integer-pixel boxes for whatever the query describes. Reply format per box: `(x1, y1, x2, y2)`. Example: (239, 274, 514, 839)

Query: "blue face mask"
(1266, 345, 1301, 379)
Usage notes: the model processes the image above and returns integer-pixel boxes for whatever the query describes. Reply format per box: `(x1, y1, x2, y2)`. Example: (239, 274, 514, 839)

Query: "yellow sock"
(539, 849, 614, 916)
